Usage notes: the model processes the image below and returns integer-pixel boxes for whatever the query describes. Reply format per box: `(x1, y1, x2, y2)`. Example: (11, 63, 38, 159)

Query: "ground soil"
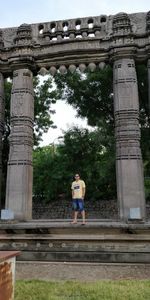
(16, 262, 150, 281)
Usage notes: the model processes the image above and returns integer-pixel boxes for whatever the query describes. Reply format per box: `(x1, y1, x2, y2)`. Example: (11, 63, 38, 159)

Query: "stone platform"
(0, 219, 150, 263)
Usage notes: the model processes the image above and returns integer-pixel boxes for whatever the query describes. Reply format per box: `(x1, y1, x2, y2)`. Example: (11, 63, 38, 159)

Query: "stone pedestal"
(6, 69, 34, 220)
(113, 58, 145, 221)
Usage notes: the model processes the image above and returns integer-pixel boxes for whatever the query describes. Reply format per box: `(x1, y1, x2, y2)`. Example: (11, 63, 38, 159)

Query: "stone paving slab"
(1, 220, 150, 230)
(16, 262, 150, 281)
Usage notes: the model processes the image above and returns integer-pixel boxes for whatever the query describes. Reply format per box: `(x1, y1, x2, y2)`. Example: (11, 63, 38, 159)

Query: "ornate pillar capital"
(109, 12, 135, 63)
(109, 47, 136, 64)
(8, 55, 36, 74)
(7, 23, 36, 73)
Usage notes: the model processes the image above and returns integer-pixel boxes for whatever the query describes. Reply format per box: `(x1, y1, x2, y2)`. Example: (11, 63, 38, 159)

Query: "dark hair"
(74, 173, 80, 178)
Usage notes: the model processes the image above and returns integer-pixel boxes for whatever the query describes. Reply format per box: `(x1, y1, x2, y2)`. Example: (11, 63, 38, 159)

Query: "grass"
(15, 279, 150, 300)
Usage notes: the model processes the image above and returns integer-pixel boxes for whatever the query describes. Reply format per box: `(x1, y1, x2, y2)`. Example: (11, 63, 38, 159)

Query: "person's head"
(74, 173, 80, 181)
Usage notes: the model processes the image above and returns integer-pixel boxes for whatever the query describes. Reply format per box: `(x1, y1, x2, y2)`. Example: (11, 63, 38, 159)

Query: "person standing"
(71, 173, 86, 225)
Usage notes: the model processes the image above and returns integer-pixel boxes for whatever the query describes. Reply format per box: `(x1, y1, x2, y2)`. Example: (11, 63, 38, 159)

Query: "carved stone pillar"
(0, 73, 5, 208)
(6, 69, 34, 220)
(113, 58, 145, 221)
(148, 59, 150, 110)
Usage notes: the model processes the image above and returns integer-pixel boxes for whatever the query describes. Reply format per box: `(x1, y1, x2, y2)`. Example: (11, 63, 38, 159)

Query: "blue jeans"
(72, 198, 84, 212)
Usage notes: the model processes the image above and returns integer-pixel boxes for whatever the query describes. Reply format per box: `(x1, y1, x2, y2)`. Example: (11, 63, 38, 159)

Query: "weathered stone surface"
(0, 11, 149, 221)
(113, 58, 145, 221)
(0, 12, 149, 76)
(148, 59, 150, 110)
(0, 73, 4, 208)
(5, 69, 34, 220)
(1, 221, 150, 263)
(32, 198, 119, 220)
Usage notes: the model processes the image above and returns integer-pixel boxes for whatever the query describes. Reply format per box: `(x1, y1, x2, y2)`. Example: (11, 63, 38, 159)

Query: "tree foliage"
(54, 66, 114, 129)
(60, 126, 116, 200)
(33, 127, 116, 202)
(33, 144, 71, 202)
(53, 65, 150, 200)
(33, 76, 58, 145)
(2, 64, 150, 204)
(136, 64, 150, 176)
(4, 76, 59, 145)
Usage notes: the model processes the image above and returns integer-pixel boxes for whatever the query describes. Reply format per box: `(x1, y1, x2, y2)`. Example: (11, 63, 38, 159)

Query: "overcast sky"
(1, 0, 149, 28)
(1, 0, 150, 145)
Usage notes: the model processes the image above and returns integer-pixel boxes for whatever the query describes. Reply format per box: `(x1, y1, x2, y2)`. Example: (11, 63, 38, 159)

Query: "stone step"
(0, 220, 150, 235)
(1, 221, 150, 263)
(16, 251, 150, 263)
(1, 233, 150, 240)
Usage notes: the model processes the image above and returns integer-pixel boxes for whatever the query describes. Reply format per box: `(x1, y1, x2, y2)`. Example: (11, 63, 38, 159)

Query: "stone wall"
(33, 198, 150, 220)
(32, 199, 119, 220)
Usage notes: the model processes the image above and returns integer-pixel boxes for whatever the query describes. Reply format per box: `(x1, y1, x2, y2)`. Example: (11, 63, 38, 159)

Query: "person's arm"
(71, 182, 74, 198)
(82, 187, 85, 199)
(82, 181, 86, 199)
(72, 189, 74, 198)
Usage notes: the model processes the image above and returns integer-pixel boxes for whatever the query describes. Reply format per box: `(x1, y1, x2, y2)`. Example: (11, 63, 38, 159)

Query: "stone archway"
(0, 11, 149, 221)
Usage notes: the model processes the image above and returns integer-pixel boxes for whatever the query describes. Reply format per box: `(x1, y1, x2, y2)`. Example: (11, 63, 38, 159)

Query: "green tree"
(136, 65, 150, 175)
(54, 65, 150, 198)
(137, 64, 150, 199)
(33, 145, 70, 202)
(60, 126, 116, 200)
(33, 76, 58, 145)
(4, 76, 58, 145)
(54, 66, 114, 129)
(3, 65, 150, 204)
(54, 65, 150, 144)
(33, 65, 150, 203)
(33, 127, 116, 203)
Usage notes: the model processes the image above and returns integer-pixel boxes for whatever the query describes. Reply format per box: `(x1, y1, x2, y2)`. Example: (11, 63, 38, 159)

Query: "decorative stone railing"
(0, 11, 149, 77)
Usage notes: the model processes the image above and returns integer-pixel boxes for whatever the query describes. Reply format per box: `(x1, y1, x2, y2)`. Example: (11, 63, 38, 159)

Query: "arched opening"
(38, 24, 44, 35)
(31, 66, 119, 220)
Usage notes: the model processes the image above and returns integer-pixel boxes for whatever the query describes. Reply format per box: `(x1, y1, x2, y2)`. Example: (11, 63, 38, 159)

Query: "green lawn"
(15, 280, 150, 300)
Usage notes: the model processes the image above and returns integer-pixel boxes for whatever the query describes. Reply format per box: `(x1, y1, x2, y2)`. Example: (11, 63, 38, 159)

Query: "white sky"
(1, 0, 150, 145)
